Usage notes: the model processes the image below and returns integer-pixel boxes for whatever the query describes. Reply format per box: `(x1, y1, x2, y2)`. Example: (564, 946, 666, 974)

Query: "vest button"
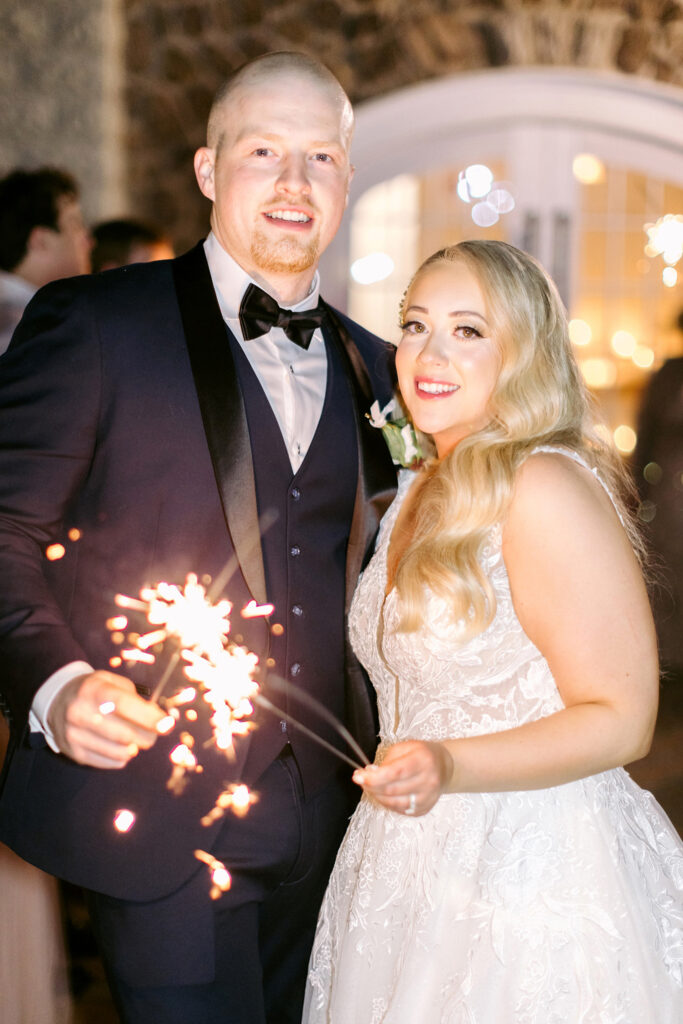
(290, 544, 301, 557)
(290, 662, 301, 677)
(291, 604, 303, 617)
(291, 487, 301, 501)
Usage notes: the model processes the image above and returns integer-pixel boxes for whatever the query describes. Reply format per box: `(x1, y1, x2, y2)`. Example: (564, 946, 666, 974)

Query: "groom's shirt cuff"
(29, 661, 94, 752)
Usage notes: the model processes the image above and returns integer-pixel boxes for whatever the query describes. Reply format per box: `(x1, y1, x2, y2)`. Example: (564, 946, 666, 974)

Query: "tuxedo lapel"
(321, 304, 398, 612)
(172, 244, 267, 605)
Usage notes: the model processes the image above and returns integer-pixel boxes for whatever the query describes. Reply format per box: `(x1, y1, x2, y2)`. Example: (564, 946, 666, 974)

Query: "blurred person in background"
(0, 166, 92, 355)
(91, 217, 174, 273)
(633, 310, 683, 687)
(0, 162, 91, 1021)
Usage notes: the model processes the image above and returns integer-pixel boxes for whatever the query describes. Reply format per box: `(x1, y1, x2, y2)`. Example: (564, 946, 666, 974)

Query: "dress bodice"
(349, 456, 579, 752)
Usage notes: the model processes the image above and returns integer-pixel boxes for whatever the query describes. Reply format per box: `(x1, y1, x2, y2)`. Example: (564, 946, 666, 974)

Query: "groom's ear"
(345, 164, 355, 208)
(194, 148, 216, 202)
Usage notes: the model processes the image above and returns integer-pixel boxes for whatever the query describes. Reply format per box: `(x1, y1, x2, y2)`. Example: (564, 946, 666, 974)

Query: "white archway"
(321, 67, 683, 310)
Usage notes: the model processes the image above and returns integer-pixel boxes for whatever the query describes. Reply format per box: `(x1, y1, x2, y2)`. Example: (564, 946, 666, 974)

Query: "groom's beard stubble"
(251, 226, 320, 276)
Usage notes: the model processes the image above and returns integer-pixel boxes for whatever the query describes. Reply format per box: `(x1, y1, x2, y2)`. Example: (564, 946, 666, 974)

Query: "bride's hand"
(353, 740, 453, 817)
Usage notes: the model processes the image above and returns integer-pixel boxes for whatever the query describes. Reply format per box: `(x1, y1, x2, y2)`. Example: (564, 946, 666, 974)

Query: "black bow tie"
(238, 282, 325, 350)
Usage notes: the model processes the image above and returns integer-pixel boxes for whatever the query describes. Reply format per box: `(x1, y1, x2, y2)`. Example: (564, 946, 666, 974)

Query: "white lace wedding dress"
(304, 457, 683, 1023)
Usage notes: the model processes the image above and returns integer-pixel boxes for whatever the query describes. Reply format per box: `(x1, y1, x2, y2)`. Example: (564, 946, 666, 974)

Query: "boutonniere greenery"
(367, 398, 423, 468)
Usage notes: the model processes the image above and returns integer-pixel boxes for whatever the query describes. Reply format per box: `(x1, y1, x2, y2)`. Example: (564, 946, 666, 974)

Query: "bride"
(304, 240, 683, 1022)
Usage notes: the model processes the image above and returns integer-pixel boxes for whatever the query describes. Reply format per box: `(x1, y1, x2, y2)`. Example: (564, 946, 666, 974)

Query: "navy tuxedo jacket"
(0, 243, 397, 899)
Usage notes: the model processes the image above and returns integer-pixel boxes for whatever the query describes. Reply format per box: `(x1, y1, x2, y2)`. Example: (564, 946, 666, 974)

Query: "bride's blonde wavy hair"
(390, 239, 644, 637)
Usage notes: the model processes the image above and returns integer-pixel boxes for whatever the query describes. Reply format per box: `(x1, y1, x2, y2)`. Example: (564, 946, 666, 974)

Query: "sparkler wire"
(206, 509, 279, 603)
(150, 650, 181, 704)
(265, 674, 371, 768)
(252, 693, 365, 772)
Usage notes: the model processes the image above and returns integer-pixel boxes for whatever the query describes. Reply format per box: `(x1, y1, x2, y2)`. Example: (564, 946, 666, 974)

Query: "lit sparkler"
(109, 573, 264, 772)
(107, 573, 266, 892)
(108, 573, 369, 780)
(107, 568, 370, 895)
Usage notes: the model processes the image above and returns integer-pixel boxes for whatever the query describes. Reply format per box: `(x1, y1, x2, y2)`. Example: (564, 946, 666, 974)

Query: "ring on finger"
(405, 793, 416, 816)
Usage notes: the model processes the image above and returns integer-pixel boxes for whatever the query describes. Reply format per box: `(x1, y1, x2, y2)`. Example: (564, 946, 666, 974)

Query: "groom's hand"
(47, 670, 168, 769)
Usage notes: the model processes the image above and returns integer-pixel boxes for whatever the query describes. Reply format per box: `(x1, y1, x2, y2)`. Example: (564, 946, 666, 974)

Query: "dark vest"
(229, 327, 359, 795)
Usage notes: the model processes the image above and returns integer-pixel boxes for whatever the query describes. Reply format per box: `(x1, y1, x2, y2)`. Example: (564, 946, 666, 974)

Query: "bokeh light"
(568, 319, 592, 346)
(572, 153, 605, 185)
(611, 330, 636, 358)
(579, 358, 617, 389)
(613, 424, 637, 454)
(350, 252, 395, 285)
(632, 345, 655, 369)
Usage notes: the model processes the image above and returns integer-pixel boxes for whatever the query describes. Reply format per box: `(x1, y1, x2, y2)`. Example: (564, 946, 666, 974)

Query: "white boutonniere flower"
(367, 398, 423, 468)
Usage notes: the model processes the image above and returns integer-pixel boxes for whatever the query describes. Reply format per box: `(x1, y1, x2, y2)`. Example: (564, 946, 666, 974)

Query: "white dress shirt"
(204, 232, 328, 472)
(0, 271, 36, 356)
(30, 234, 330, 745)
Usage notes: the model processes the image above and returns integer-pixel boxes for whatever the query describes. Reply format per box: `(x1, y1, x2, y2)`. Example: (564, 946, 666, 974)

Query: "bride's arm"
(354, 451, 659, 815)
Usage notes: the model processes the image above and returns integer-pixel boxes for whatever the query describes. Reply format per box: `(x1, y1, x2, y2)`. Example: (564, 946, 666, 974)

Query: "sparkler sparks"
(113, 809, 136, 833)
(107, 569, 369, 895)
(167, 734, 204, 794)
(241, 600, 275, 619)
(156, 714, 176, 735)
(110, 573, 263, 765)
(44, 526, 82, 563)
(107, 574, 266, 827)
(200, 784, 258, 826)
(194, 850, 232, 899)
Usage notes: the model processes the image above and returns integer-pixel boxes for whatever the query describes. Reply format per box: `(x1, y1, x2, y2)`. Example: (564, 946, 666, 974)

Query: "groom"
(0, 52, 396, 1022)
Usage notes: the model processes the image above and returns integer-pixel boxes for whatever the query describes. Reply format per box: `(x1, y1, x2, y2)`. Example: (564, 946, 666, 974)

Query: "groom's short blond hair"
(206, 51, 354, 154)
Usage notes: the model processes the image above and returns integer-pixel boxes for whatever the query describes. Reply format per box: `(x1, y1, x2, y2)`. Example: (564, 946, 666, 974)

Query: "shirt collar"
(203, 232, 321, 325)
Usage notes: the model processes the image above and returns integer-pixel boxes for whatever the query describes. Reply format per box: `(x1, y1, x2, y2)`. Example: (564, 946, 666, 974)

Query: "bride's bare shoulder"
(504, 448, 626, 557)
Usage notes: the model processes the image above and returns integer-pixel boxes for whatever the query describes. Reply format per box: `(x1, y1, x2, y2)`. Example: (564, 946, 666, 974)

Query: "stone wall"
(124, 0, 683, 250)
(3, 1, 683, 246)
(0, 0, 126, 223)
